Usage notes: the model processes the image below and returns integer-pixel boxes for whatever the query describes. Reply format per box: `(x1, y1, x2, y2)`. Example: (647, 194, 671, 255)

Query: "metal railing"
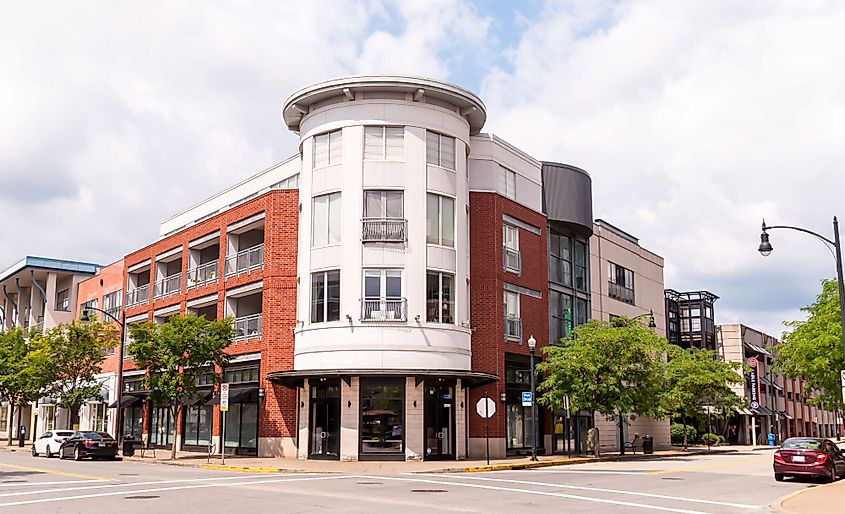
(187, 260, 218, 289)
(361, 218, 407, 243)
(233, 313, 262, 341)
(154, 273, 182, 298)
(504, 315, 523, 340)
(503, 247, 521, 273)
(608, 282, 635, 305)
(125, 284, 150, 308)
(225, 244, 264, 277)
(360, 297, 407, 321)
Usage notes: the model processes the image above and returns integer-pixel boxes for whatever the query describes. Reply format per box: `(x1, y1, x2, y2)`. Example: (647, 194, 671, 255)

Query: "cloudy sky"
(2, 0, 844, 337)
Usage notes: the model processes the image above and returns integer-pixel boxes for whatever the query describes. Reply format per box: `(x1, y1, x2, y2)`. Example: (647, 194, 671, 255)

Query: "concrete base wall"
(468, 437, 506, 459)
(259, 436, 297, 457)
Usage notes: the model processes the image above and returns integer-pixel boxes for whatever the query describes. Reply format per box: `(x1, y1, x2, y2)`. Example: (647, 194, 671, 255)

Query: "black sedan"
(58, 431, 119, 461)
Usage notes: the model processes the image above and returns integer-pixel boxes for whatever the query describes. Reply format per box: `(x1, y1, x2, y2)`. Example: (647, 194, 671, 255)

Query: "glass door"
(424, 382, 455, 460)
(309, 381, 340, 460)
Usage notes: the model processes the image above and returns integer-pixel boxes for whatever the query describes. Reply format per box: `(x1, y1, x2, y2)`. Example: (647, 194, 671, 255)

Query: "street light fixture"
(82, 306, 126, 445)
(527, 335, 538, 462)
(632, 310, 657, 329)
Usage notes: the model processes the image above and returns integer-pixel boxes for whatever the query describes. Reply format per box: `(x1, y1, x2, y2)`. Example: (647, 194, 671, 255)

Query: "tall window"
(426, 271, 454, 324)
(608, 262, 635, 304)
(56, 289, 70, 311)
(499, 166, 516, 199)
(91, 403, 106, 432)
(363, 191, 403, 219)
(360, 380, 404, 455)
(0, 404, 7, 432)
(426, 130, 456, 170)
(313, 129, 342, 168)
(426, 193, 455, 247)
(311, 270, 340, 323)
(503, 224, 520, 273)
(549, 290, 573, 344)
(80, 299, 97, 318)
(364, 126, 404, 160)
(362, 269, 404, 321)
(103, 290, 122, 321)
(504, 291, 521, 340)
(574, 241, 588, 291)
(312, 193, 342, 246)
(549, 233, 572, 286)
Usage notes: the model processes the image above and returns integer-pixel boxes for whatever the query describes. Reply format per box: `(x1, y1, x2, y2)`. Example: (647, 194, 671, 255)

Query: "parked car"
(31, 430, 75, 458)
(774, 437, 845, 482)
(58, 431, 119, 461)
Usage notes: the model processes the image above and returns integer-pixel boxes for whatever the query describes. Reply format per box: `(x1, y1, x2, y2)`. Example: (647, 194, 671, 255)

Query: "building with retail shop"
(15, 76, 677, 460)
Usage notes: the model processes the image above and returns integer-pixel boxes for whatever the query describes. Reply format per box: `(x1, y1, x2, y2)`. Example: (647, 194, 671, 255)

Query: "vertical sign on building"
(840, 370, 845, 404)
(747, 357, 759, 409)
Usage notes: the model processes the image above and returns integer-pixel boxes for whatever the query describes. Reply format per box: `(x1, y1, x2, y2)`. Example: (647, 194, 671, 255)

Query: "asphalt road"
(0, 448, 824, 513)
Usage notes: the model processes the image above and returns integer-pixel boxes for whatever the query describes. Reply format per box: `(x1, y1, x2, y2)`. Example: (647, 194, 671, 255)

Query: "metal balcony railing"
(504, 315, 523, 340)
(503, 247, 521, 273)
(608, 282, 635, 305)
(125, 284, 150, 308)
(187, 260, 218, 289)
(233, 313, 262, 341)
(361, 218, 407, 243)
(154, 273, 182, 298)
(360, 297, 407, 322)
(225, 244, 264, 277)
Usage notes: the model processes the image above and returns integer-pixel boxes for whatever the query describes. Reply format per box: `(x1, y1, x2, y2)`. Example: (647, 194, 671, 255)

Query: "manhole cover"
(660, 477, 683, 481)
(410, 489, 447, 493)
(357, 481, 383, 485)
(118, 473, 140, 476)
(124, 495, 160, 500)
(1, 480, 26, 484)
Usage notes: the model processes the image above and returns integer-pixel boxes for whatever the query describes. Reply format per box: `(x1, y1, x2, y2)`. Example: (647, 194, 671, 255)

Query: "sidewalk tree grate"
(125, 496, 160, 500)
(410, 489, 448, 493)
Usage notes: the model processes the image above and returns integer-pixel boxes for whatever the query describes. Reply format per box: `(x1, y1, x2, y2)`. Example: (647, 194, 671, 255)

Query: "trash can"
(642, 434, 654, 454)
(122, 436, 136, 457)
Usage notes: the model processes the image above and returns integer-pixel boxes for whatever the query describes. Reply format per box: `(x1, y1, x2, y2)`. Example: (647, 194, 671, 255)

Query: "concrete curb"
(769, 481, 839, 513)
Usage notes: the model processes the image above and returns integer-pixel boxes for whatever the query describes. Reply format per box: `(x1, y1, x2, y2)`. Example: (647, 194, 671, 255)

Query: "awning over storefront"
(208, 386, 256, 405)
(108, 394, 144, 409)
(181, 391, 213, 406)
(752, 406, 775, 416)
(780, 411, 794, 420)
(266, 369, 499, 389)
(744, 342, 772, 357)
(734, 407, 754, 416)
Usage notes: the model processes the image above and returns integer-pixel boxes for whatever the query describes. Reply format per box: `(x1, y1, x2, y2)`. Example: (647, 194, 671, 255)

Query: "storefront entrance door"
(309, 381, 340, 460)
(424, 382, 455, 460)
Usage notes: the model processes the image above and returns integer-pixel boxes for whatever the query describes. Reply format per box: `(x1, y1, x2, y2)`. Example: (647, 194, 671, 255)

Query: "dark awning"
(780, 410, 794, 420)
(265, 369, 499, 389)
(181, 391, 212, 406)
(752, 406, 775, 416)
(208, 386, 257, 405)
(108, 395, 143, 409)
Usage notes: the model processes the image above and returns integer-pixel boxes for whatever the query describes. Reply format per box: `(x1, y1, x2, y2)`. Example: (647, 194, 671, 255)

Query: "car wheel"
(59, 448, 66, 460)
(830, 466, 838, 483)
(31, 445, 37, 457)
(74, 446, 82, 461)
(45, 446, 52, 458)
(775, 473, 785, 482)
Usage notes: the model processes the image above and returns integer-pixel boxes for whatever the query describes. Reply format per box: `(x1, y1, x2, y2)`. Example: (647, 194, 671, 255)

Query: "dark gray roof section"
(0, 256, 100, 284)
(541, 162, 593, 233)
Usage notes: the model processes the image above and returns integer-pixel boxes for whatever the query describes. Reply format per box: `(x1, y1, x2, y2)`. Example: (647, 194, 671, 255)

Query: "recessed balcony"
(187, 260, 218, 289)
(233, 313, 262, 341)
(154, 273, 182, 299)
(225, 244, 264, 277)
(125, 284, 150, 308)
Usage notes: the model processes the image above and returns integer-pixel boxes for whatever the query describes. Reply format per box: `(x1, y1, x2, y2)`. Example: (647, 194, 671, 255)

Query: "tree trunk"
(682, 414, 688, 451)
(69, 404, 80, 430)
(6, 400, 14, 446)
(170, 404, 180, 461)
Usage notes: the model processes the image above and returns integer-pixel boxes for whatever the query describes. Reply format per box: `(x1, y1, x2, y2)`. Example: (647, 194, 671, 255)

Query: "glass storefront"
(149, 406, 174, 447)
(424, 382, 455, 460)
(220, 363, 260, 455)
(505, 355, 544, 455)
(183, 404, 213, 447)
(360, 379, 404, 459)
(309, 381, 340, 459)
(122, 404, 143, 440)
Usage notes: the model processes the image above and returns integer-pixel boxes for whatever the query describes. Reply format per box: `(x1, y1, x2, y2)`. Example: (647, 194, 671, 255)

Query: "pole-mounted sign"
(747, 357, 760, 409)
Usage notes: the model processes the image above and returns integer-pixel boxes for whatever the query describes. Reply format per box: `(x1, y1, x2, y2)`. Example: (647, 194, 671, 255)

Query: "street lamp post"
(82, 306, 126, 444)
(631, 309, 657, 329)
(759, 217, 845, 437)
(528, 335, 538, 462)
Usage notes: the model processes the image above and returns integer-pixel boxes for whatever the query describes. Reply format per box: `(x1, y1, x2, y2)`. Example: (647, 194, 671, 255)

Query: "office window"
(425, 130, 456, 170)
(103, 290, 122, 320)
(313, 129, 342, 168)
(549, 233, 572, 286)
(426, 271, 454, 324)
(312, 192, 342, 247)
(499, 166, 516, 199)
(363, 190, 403, 218)
(575, 297, 588, 326)
(364, 126, 404, 161)
(56, 289, 70, 312)
(503, 224, 520, 273)
(224, 365, 260, 384)
(311, 270, 340, 323)
(504, 291, 521, 340)
(574, 241, 588, 291)
(549, 290, 573, 344)
(362, 269, 404, 321)
(608, 262, 635, 304)
(426, 193, 455, 247)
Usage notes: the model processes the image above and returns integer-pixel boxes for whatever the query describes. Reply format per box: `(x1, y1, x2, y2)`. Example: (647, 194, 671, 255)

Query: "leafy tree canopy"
(775, 278, 845, 409)
(0, 328, 49, 443)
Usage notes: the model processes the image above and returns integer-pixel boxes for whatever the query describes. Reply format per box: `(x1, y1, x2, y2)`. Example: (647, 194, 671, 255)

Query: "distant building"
(664, 289, 718, 350)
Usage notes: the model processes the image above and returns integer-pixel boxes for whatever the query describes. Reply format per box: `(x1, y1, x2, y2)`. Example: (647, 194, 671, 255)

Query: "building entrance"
(424, 381, 455, 460)
(309, 381, 340, 460)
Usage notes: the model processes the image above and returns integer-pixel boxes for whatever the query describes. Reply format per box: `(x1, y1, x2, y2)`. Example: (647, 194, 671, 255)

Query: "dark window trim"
(358, 377, 406, 461)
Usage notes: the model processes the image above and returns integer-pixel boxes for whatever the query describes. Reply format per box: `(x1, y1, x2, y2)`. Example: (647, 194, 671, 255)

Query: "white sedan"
(32, 430, 75, 458)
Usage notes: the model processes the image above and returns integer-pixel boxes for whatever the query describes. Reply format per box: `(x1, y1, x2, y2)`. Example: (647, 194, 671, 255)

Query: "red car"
(774, 437, 845, 482)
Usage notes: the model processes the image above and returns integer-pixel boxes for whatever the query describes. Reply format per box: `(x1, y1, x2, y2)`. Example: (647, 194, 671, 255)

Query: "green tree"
(774, 278, 845, 410)
(536, 317, 669, 452)
(34, 321, 119, 428)
(0, 328, 48, 445)
(128, 314, 234, 460)
(661, 346, 743, 449)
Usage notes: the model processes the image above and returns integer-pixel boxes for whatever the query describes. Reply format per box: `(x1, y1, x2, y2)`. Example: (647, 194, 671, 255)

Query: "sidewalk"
(773, 480, 845, 514)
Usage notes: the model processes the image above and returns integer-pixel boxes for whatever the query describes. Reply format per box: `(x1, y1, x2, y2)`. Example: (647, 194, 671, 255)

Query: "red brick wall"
(468, 192, 548, 439)
(77, 260, 125, 374)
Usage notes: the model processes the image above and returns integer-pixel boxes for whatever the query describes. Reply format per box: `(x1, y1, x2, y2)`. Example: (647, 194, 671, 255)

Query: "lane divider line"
(0, 463, 113, 482)
(647, 457, 767, 475)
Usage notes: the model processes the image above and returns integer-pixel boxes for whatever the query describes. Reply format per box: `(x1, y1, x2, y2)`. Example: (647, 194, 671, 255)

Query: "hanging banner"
(748, 357, 759, 409)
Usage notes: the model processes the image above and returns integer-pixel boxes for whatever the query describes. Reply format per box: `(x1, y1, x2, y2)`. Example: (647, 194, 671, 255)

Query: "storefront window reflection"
(360, 380, 404, 455)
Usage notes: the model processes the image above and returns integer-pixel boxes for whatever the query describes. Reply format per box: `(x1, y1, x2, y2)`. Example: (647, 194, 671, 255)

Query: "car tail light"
(774, 450, 784, 462)
(82, 440, 95, 447)
(54, 438, 64, 444)
(816, 453, 828, 464)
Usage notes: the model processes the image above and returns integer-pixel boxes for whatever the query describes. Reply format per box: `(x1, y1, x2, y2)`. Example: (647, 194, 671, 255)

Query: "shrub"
(671, 423, 697, 445)
(700, 433, 720, 446)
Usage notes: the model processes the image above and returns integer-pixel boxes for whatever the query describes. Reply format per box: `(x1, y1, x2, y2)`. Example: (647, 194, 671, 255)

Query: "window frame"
(362, 269, 403, 301)
(426, 271, 455, 324)
(313, 129, 342, 169)
(56, 289, 70, 312)
(426, 193, 455, 247)
(311, 192, 342, 247)
(500, 166, 517, 199)
(425, 130, 456, 170)
(363, 190, 404, 219)
(363, 126, 404, 161)
(310, 269, 341, 324)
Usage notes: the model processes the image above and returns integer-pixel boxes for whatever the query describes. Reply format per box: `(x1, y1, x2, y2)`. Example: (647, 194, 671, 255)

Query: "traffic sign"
(840, 370, 845, 387)
(476, 397, 495, 418)
(747, 357, 758, 368)
(220, 383, 230, 412)
(522, 391, 533, 407)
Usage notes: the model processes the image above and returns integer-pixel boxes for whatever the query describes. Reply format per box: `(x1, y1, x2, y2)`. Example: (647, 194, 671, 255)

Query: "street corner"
(771, 479, 845, 514)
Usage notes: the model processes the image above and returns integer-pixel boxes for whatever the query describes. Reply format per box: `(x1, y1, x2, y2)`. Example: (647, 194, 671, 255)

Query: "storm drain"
(124, 495, 160, 500)
(410, 489, 448, 493)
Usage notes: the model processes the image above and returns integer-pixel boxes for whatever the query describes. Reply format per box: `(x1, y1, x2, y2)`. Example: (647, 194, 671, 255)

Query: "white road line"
(0, 480, 108, 487)
(524, 470, 649, 475)
(0, 473, 301, 499)
(413, 474, 760, 510)
(364, 475, 715, 514)
(0, 475, 347, 508)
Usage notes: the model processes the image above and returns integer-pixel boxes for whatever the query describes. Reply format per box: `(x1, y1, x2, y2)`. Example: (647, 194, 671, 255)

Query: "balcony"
(125, 284, 150, 308)
(361, 218, 407, 243)
(187, 260, 219, 289)
(504, 315, 523, 340)
(608, 282, 635, 305)
(225, 244, 264, 277)
(154, 273, 182, 299)
(503, 247, 521, 274)
(360, 297, 407, 322)
(233, 313, 262, 341)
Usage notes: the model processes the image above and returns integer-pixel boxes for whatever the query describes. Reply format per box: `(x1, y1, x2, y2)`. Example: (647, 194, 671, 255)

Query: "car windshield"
(782, 439, 822, 450)
(55, 431, 74, 436)
(78, 431, 105, 440)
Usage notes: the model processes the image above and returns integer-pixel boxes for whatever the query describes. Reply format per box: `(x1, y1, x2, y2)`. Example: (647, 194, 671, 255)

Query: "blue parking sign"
(522, 391, 533, 407)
